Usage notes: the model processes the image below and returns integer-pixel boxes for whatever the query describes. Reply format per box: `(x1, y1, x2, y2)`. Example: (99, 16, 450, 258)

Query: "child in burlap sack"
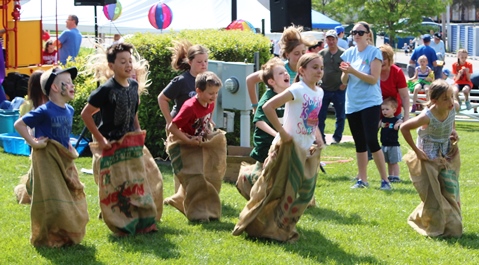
(165, 71, 226, 223)
(400, 79, 462, 237)
(158, 41, 209, 207)
(236, 57, 289, 200)
(81, 43, 163, 236)
(233, 53, 324, 242)
(14, 67, 89, 247)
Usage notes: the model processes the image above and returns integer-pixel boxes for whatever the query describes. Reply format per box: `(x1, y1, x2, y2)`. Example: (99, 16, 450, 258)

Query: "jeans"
(318, 89, 346, 143)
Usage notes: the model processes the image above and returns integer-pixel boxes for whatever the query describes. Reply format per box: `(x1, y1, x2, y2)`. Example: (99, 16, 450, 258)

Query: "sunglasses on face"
(351, 30, 368, 36)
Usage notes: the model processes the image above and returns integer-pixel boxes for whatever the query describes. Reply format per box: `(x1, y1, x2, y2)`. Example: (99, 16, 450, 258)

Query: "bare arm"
(400, 113, 430, 160)
(398, 87, 410, 121)
(341, 72, 349, 85)
(255, 121, 277, 137)
(340, 58, 381, 85)
(167, 122, 201, 146)
(158, 92, 173, 124)
(134, 112, 141, 131)
(81, 103, 111, 150)
(14, 119, 48, 149)
(247, 71, 262, 113)
(263, 90, 293, 142)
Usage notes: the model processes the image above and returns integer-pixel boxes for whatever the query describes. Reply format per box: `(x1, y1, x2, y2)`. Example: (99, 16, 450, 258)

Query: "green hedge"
(68, 29, 272, 158)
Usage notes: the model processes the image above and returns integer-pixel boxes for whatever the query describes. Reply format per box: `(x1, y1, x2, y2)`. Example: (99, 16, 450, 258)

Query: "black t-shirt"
(88, 78, 139, 140)
(380, 116, 400, 146)
(163, 71, 196, 118)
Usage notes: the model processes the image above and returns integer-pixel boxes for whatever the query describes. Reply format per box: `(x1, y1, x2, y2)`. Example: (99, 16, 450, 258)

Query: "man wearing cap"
(334, 26, 349, 50)
(318, 30, 346, 144)
(408, 34, 438, 78)
(430, 32, 445, 61)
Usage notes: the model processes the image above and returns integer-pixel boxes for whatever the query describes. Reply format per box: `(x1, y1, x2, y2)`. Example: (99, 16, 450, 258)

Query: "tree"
(324, 0, 451, 47)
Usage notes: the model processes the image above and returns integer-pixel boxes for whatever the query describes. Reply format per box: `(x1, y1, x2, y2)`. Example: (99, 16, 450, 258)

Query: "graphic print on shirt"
(192, 113, 212, 138)
(298, 93, 321, 135)
(50, 114, 72, 139)
(109, 87, 137, 139)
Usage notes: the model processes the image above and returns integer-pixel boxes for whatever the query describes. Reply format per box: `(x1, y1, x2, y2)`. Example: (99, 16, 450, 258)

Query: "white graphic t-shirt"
(273, 80, 324, 151)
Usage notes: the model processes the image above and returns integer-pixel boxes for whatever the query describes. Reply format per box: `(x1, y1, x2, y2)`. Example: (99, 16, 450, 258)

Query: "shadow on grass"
(303, 207, 375, 226)
(36, 244, 105, 265)
(455, 123, 479, 132)
(107, 225, 181, 259)
(438, 232, 479, 249)
(244, 229, 384, 264)
(221, 201, 241, 219)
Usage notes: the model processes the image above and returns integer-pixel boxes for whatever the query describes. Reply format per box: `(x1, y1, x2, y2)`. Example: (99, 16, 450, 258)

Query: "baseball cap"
(442, 69, 451, 78)
(422, 34, 431, 42)
(40, 67, 78, 96)
(325, 30, 338, 38)
(335, 26, 344, 35)
(434, 32, 442, 40)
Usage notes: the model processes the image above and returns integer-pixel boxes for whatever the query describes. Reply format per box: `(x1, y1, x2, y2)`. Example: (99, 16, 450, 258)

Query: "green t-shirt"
(250, 89, 285, 163)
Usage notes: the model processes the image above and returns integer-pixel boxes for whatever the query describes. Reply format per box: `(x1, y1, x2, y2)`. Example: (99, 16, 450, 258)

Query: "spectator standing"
(56, 15, 82, 65)
(335, 26, 349, 50)
(318, 30, 346, 144)
(430, 32, 446, 61)
(339, 21, 391, 190)
(408, 34, 438, 78)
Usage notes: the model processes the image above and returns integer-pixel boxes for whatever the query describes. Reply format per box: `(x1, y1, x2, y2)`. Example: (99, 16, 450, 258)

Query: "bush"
(68, 29, 272, 158)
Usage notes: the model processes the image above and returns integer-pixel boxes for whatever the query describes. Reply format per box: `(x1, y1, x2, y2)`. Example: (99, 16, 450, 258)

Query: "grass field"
(0, 115, 478, 265)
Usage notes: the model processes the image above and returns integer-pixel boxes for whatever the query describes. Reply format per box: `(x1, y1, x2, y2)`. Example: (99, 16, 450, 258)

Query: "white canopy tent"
(19, 0, 272, 34)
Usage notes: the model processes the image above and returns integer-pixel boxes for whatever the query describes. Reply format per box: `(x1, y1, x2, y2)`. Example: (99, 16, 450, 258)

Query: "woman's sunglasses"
(351, 30, 368, 36)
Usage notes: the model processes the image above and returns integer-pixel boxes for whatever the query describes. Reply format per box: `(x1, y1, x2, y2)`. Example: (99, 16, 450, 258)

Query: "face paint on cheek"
(60, 82, 67, 96)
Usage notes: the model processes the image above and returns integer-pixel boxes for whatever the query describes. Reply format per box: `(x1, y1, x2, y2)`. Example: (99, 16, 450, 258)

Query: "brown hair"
(427, 79, 451, 107)
(44, 40, 54, 53)
(260, 57, 285, 89)
(294, 53, 322, 83)
(382, 97, 398, 109)
(195, 71, 222, 91)
(279, 25, 314, 59)
(169, 40, 209, 71)
(457, 48, 468, 67)
(355, 21, 374, 45)
(28, 70, 48, 108)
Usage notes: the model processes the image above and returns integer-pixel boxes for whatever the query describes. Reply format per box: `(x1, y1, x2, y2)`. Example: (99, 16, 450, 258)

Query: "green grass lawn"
(0, 115, 478, 264)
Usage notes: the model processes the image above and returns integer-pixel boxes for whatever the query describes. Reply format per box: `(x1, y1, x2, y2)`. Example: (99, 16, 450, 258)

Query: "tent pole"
(231, 0, 237, 21)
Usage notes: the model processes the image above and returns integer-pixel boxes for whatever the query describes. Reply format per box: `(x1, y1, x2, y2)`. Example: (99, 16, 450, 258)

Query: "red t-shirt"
(42, 50, 57, 65)
(172, 97, 214, 137)
(452, 61, 473, 87)
(380, 64, 407, 117)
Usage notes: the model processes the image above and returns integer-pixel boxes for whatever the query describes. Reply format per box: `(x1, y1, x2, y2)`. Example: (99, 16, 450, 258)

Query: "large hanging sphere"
(148, 2, 173, 30)
(103, 1, 122, 22)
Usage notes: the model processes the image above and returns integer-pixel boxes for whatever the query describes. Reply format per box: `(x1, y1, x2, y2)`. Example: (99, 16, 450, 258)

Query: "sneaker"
(331, 139, 339, 145)
(380, 180, 392, 190)
(351, 180, 369, 189)
(388, 176, 401, 183)
(410, 105, 416, 113)
(466, 101, 472, 110)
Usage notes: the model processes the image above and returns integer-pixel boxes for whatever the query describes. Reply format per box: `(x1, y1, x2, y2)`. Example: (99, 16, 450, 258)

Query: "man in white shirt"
(429, 32, 445, 61)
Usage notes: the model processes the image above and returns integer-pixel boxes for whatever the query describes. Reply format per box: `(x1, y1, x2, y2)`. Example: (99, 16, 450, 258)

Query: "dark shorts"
(456, 84, 471, 91)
